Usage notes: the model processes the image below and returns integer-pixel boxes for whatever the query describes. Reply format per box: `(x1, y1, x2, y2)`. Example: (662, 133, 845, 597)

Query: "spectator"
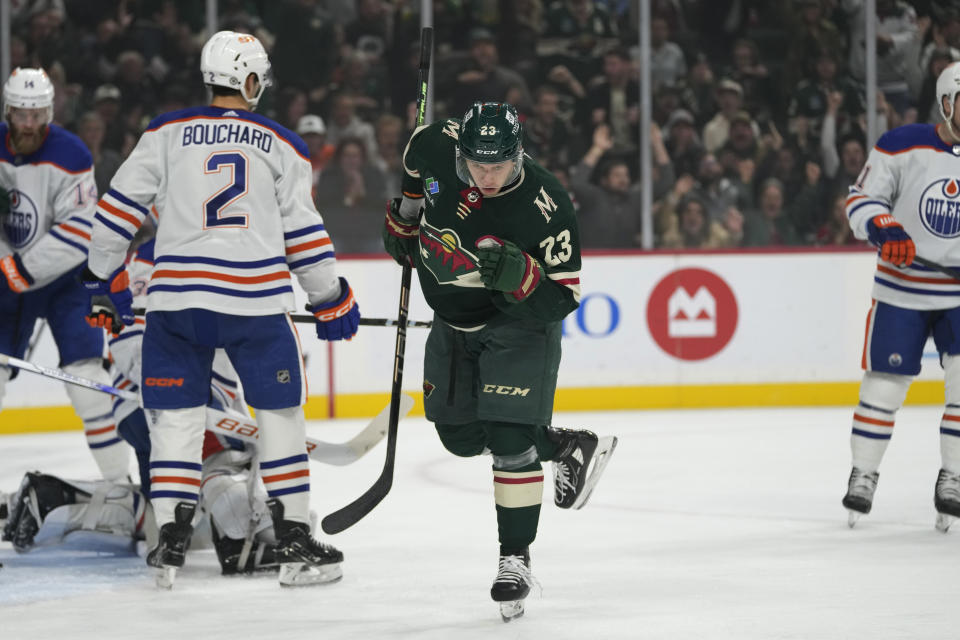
(540, 0, 618, 84)
(112, 50, 158, 116)
(823, 130, 867, 203)
(91, 83, 126, 154)
(702, 79, 754, 153)
(74, 111, 122, 196)
(324, 92, 379, 159)
(344, 0, 393, 57)
(743, 178, 801, 246)
(523, 85, 574, 169)
(843, 0, 922, 116)
(269, 0, 338, 92)
(570, 124, 674, 248)
(315, 137, 387, 254)
(724, 38, 777, 121)
(788, 50, 865, 142)
(370, 113, 405, 197)
(816, 192, 861, 246)
(297, 114, 335, 196)
(446, 27, 533, 117)
(582, 46, 639, 152)
(660, 194, 738, 249)
(785, 0, 845, 92)
(663, 108, 705, 180)
(648, 15, 687, 90)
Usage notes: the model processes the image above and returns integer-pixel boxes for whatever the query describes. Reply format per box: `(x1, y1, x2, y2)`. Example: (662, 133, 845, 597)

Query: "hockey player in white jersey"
(81, 31, 360, 587)
(0, 67, 132, 482)
(843, 62, 960, 531)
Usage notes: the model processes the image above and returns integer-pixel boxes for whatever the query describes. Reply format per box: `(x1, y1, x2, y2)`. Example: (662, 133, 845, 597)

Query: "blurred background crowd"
(7, 0, 958, 252)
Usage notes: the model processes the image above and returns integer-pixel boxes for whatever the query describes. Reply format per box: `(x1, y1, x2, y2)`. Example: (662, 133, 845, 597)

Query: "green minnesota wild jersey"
(401, 118, 583, 327)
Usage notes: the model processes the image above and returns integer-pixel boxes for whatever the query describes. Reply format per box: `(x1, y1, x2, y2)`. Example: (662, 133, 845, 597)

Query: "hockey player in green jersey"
(382, 101, 618, 622)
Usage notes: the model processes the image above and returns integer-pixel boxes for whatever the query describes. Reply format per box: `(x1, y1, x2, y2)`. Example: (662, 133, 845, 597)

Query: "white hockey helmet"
(3, 67, 54, 124)
(937, 62, 960, 124)
(200, 31, 273, 108)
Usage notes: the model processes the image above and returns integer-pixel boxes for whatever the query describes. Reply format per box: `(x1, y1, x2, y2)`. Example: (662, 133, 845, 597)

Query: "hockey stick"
(913, 256, 960, 282)
(130, 309, 433, 329)
(0, 352, 139, 401)
(321, 26, 432, 535)
(1, 349, 414, 466)
(206, 396, 414, 466)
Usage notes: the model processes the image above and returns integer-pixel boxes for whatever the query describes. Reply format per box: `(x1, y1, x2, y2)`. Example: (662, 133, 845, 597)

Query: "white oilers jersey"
(0, 123, 98, 288)
(847, 123, 960, 310)
(109, 239, 249, 422)
(88, 106, 340, 315)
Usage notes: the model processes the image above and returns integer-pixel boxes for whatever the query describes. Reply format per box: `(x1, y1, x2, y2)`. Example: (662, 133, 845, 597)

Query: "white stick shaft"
(0, 352, 138, 401)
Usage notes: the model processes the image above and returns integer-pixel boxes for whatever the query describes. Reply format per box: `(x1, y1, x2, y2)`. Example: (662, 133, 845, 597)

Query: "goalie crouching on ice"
(1, 236, 284, 577)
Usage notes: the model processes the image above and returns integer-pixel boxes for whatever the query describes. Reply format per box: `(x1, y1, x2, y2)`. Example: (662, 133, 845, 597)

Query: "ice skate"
(934, 469, 960, 532)
(842, 467, 879, 528)
(212, 523, 279, 575)
(146, 502, 195, 589)
(267, 499, 343, 586)
(490, 547, 537, 622)
(548, 427, 618, 509)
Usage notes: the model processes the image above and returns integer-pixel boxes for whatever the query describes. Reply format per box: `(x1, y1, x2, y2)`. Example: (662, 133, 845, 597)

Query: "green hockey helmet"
(456, 102, 524, 185)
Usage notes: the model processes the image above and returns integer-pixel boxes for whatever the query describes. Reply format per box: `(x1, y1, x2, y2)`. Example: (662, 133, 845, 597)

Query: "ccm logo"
(482, 384, 529, 396)
(144, 377, 184, 387)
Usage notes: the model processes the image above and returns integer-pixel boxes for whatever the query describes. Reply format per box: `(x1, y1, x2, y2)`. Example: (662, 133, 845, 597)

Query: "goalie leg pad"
(2, 472, 78, 551)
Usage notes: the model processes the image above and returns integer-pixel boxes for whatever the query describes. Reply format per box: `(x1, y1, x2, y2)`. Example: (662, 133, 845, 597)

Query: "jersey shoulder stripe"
(875, 123, 951, 155)
(0, 123, 93, 172)
(145, 106, 309, 160)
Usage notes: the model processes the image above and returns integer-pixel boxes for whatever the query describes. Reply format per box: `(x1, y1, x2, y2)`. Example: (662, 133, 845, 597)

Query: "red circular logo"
(646, 268, 738, 361)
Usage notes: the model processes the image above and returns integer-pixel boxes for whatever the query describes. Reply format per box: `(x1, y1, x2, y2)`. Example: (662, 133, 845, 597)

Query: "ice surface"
(1, 407, 957, 639)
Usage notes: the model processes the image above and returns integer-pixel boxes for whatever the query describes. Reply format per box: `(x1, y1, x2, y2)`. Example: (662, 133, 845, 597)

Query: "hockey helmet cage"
(937, 62, 960, 124)
(456, 102, 524, 185)
(200, 31, 273, 108)
(3, 68, 54, 124)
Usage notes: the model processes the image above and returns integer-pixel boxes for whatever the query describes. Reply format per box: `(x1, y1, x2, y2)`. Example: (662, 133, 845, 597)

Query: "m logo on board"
(647, 268, 738, 361)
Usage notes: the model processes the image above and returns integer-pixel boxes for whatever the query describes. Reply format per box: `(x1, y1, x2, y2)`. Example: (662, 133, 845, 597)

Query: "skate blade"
(156, 566, 177, 590)
(499, 600, 525, 622)
(846, 510, 862, 528)
(278, 561, 343, 587)
(936, 513, 955, 533)
(572, 436, 619, 510)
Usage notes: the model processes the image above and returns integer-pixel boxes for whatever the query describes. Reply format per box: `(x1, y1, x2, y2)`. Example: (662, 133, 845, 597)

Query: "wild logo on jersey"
(920, 178, 960, 238)
(2, 189, 39, 248)
(418, 221, 482, 287)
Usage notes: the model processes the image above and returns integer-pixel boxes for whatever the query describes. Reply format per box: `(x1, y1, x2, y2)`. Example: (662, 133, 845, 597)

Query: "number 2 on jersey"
(203, 151, 249, 229)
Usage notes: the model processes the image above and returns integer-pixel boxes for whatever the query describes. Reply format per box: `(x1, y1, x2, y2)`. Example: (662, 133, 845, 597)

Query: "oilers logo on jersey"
(2, 189, 39, 248)
(919, 178, 960, 238)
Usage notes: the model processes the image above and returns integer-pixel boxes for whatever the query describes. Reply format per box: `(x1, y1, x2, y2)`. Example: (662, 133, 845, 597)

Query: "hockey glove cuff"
(0, 253, 34, 293)
(866, 214, 915, 267)
(81, 265, 135, 336)
(382, 198, 419, 267)
(475, 236, 544, 302)
(310, 277, 360, 341)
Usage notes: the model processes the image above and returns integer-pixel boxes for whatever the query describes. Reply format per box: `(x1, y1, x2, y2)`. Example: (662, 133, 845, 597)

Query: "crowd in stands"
(9, 0, 959, 252)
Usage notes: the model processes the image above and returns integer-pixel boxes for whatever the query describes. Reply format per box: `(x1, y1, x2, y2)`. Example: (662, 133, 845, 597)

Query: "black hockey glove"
(382, 198, 419, 267)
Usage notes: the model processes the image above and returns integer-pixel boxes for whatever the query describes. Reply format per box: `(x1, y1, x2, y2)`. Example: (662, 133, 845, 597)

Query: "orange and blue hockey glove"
(309, 277, 360, 341)
(866, 214, 915, 267)
(81, 265, 134, 336)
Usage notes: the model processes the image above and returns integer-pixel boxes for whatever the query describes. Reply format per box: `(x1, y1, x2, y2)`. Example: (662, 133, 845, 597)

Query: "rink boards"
(1, 247, 946, 432)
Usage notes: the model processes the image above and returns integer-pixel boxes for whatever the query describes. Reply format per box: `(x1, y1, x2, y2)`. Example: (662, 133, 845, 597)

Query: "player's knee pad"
(435, 422, 487, 457)
(859, 370, 912, 412)
(944, 355, 960, 406)
(62, 358, 113, 419)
